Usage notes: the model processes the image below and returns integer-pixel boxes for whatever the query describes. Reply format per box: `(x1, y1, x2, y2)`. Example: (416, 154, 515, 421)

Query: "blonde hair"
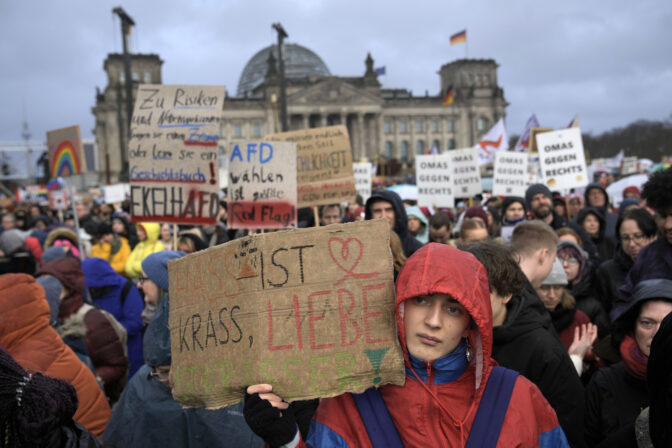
(510, 220, 558, 257)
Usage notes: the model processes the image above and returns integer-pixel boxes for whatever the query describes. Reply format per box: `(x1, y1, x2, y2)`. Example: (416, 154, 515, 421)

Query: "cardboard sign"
(167, 219, 405, 408)
(537, 128, 588, 190)
(46, 125, 87, 178)
(128, 85, 226, 225)
(265, 125, 356, 208)
(103, 183, 130, 204)
(415, 154, 454, 208)
(353, 162, 372, 203)
(451, 148, 482, 198)
(621, 156, 638, 175)
(529, 127, 554, 154)
(493, 151, 529, 197)
(227, 141, 297, 229)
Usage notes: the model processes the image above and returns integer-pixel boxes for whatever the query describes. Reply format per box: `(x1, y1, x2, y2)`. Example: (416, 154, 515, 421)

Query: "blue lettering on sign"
(229, 142, 274, 164)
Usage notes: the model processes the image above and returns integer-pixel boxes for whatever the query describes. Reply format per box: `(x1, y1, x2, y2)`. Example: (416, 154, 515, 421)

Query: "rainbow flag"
(443, 86, 455, 106)
(450, 30, 466, 45)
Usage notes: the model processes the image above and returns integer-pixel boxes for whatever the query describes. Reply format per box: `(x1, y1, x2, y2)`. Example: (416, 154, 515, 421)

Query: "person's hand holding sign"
(244, 384, 318, 447)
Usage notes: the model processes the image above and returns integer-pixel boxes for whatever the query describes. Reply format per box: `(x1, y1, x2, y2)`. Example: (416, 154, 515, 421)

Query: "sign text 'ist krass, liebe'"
(167, 219, 405, 408)
(265, 125, 356, 208)
(128, 85, 226, 225)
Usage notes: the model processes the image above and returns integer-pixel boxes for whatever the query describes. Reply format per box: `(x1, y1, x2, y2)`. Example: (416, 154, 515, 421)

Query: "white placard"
(621, 157, 638, 175)
(353, 162, 372, 203)
(537, 128, 588, 190)
(451, 148, 482, 197)
(415, 154, 454, 208)
(103, 183, 130, 204)
(49, 190, 69, 211)
(493, 152, 529, 197)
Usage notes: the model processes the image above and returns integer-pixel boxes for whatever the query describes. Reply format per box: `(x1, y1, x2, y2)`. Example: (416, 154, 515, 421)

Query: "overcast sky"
(2, 0, 671, 145)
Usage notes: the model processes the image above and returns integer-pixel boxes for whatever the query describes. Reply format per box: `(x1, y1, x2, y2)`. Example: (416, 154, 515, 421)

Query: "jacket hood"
(611, 278, 672, 323)
(0, 229, 27, 255)
(0, 274, 51, 350)
(137, 222, 161, 245)
(584, 182, 610, 211)
(144, 293, 171, 367)
(35, 257, 84, 320)
(405, 206, 429, 244)
(44, 226, 79, 249)
(395, 243, 492, 390)
(81, 257, 124, 288)
(493, 283, 552, 344)
(576, 206, 606, 235)
(365, 190, 410, 238)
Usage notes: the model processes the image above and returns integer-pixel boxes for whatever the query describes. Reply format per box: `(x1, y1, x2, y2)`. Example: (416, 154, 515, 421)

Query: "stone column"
(302, 114, 309, 129)
(321, 114, 327, 127)
(357, 113, 365, 162)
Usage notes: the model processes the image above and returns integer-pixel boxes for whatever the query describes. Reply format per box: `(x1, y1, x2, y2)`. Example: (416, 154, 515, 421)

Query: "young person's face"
(407, 217, 422, 234)
(559, 254, 580, 282)
(403, 293, 471, 362)
(429, 225, 451, 244)
(634, 300, 672, 357)
(505, 203, 525, 221)
(320, 206, 341, 226)
(137, 226, 147, 241)
(160, 224, 171, 242)
(112, 220, 125, 234)
(536, 284, 564, 311)
(582, 214, 600, 237)
(370, 200, 395, 230)
(656, 206, 672, 245)
(138, 271, 160, 305)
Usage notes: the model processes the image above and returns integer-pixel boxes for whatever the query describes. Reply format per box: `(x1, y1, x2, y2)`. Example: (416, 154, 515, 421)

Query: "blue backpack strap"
(352, 387, 404, 448)
(465, 366, 519, 448)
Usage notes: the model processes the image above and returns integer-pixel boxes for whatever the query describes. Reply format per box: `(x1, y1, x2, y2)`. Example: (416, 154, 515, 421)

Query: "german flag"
(450, 30, 467, 45)
(443, 86, 455, 106)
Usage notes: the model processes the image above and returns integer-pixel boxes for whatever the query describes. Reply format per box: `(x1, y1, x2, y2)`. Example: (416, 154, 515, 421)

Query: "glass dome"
(236, 43, 331, 97)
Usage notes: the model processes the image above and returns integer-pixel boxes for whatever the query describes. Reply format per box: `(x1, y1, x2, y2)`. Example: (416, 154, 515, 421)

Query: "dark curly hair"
(0, 349, 78, 447)
(642, 167, 672, 213)
(461, 240, 529, 298)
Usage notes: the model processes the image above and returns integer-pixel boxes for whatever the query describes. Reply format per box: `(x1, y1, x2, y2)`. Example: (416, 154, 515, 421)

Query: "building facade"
(92, 45, 506, 183)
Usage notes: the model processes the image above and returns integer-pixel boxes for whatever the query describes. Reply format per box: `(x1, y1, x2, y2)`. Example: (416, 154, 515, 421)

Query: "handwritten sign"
(621, 156, 638, 175)
(48, 190, 69, 211)
(451, 148, 482, 198)
(537, 127, 588, 190)
(167, 219, 405, 408)
(128, 85, 225, 225)
(228, 141, 297, 229)
(353, 162, 372, 203)
(103, 183, 130, 204)
(46, 125, 86, 178)
(415, 154, 454, 208)
(265, 125, 356, 207)
(493, 151, 529, 197)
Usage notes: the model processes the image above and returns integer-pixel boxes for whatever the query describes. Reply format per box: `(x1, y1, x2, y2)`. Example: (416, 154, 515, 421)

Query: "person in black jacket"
(365, 189, 423, 257)
(575, 207, 615, 264)
(585, 279, 672, 446)
(463, 240, 586, 448)
(583, 182, 618, 244)
(557, 240, 610, 338)
(595, 208, 658, 313)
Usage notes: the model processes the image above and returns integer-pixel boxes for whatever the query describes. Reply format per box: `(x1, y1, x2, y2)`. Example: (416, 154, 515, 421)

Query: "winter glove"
(244, 390, 298, 447)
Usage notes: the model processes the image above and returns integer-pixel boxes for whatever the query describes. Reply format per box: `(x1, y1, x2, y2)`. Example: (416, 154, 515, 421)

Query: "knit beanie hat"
(557, 240, 589, 261)
(35, 276, 63, 327)
(464, 206, 489, 225)
(541, 259, 568, 286)
(525, 184, 552, 209)
(41, 246, 67, 264)
(141, 250, 186, 291)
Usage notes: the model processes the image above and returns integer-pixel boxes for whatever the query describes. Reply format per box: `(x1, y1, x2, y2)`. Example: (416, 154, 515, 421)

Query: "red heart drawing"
(328, 237, 363, 274)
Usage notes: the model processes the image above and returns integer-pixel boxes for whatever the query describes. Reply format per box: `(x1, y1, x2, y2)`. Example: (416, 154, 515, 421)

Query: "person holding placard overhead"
(243, 243, 569, 447)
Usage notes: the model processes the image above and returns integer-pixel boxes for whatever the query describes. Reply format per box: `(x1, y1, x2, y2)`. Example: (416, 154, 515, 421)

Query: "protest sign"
(167, 219, 405, 408)
(48, 190, 69, 211)
(265, 125, 356, 207)
(353, 162, 372, 203)
(102, 183, 129, 204)
(415, 154, 454, 208)
(227, 141, 297, 229)
(451, 148, 482, 198)
(46, 125, 86, 178)
(493, 151, 529, 197)
(128, 85, 226, 225)
(529, 127, 554, 154)
(621, 156, 638, 175)
(537, 128, 588, 190)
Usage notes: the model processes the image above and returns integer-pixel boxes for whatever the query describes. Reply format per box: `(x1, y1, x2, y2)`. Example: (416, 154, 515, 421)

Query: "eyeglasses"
(620, 233, 647, 244)
(558, 257, 579, 265)
(138, 276, 150, 285)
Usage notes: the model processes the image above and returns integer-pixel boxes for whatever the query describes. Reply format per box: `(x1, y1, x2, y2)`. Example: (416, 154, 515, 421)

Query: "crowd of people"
(0, 167, 671, 447)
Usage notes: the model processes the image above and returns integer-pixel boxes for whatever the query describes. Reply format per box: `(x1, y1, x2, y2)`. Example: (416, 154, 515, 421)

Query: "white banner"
(493, 152, 529, 197)
(353, 162, 372, 203)
(451, 148, 482, 197)
(537, 128, 588, 190)
(621, 156, 638, 175)
(415, 154, 454, 208)
(102, 183, 130, 204)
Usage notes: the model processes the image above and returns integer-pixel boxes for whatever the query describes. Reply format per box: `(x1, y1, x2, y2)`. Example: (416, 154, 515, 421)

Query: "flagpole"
(465, 29, 468, 59)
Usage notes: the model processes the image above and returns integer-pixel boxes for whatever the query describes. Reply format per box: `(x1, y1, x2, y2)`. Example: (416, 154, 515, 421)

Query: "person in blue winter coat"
(104, 250, 263, 447)
(82, 257, 144, 378)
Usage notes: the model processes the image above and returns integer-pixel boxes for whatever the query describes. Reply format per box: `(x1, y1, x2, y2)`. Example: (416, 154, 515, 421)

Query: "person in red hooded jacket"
(244, 243, 569, 447)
